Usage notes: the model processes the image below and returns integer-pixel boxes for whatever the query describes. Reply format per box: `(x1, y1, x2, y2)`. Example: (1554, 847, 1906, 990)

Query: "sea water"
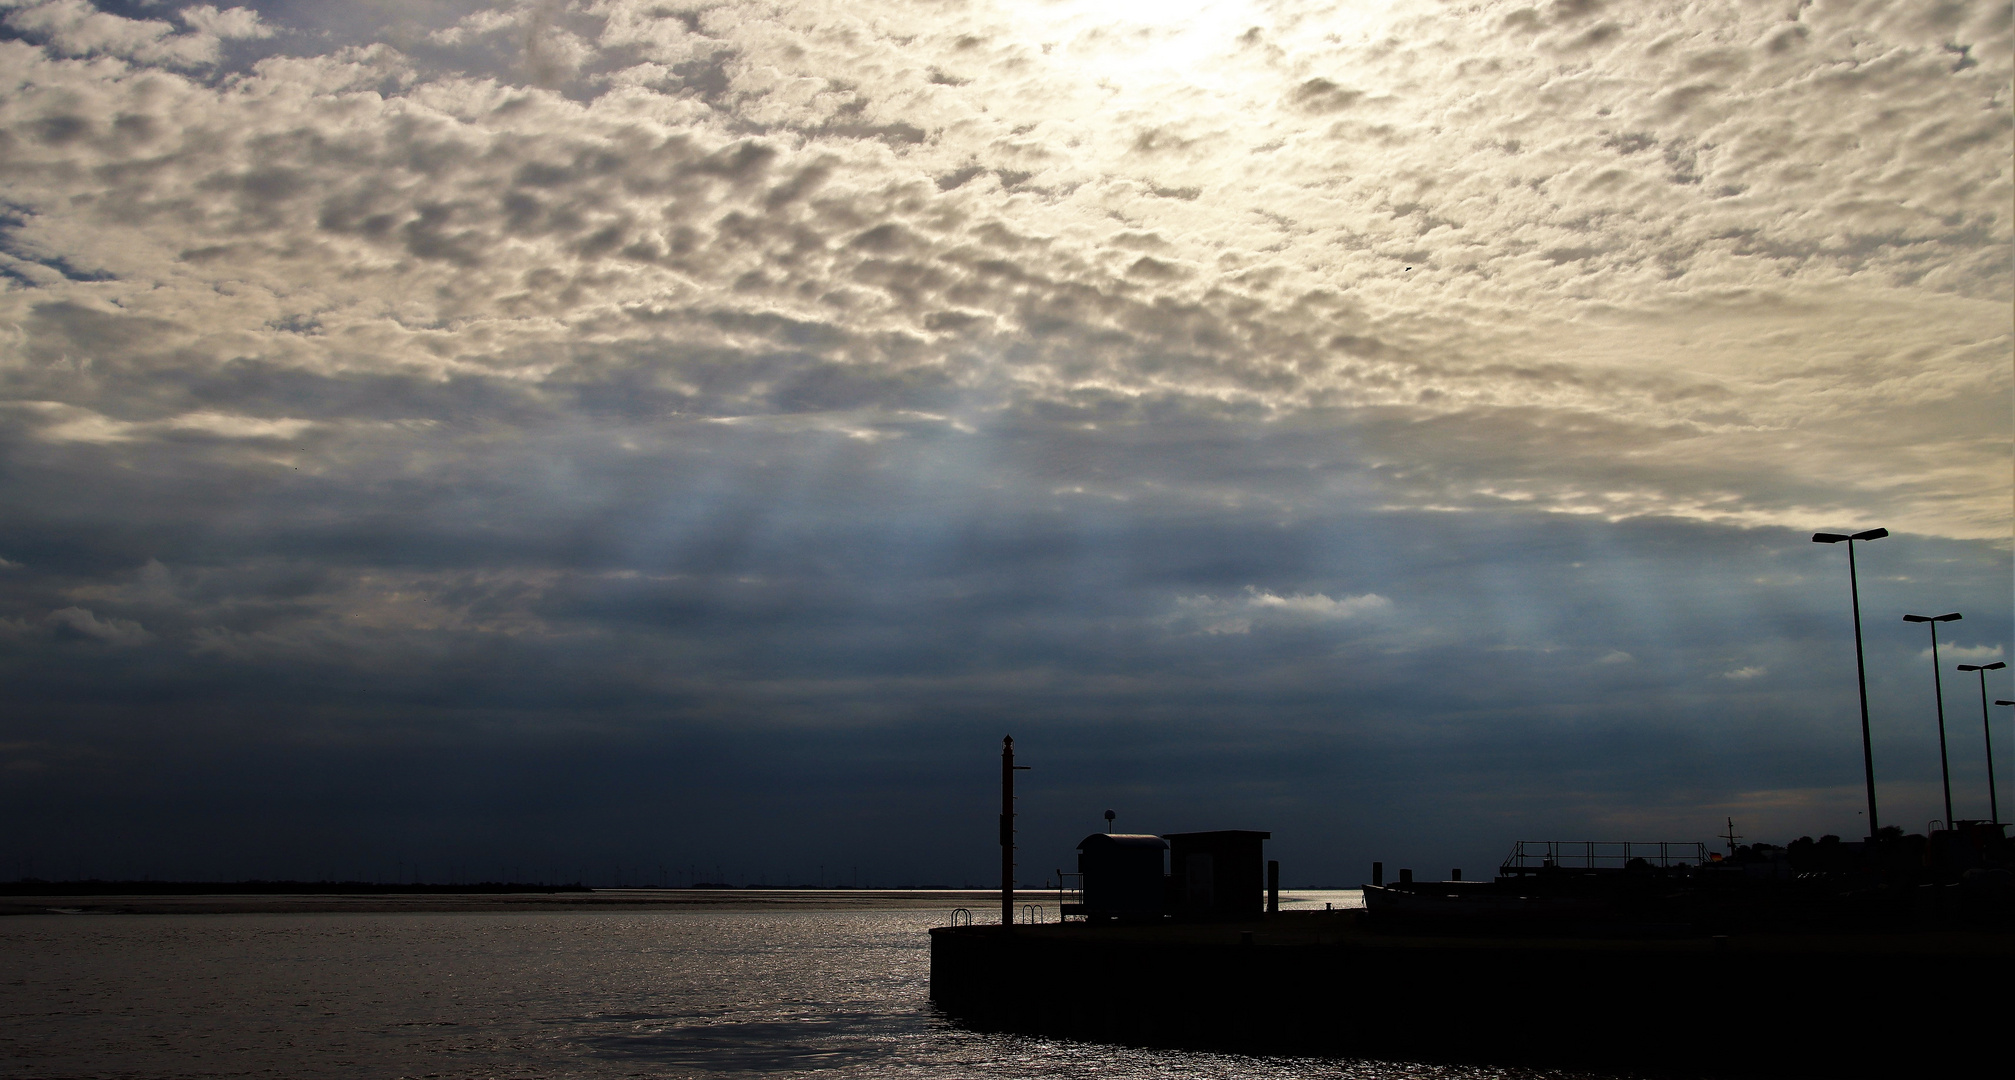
(0, 900, 1611, 1079)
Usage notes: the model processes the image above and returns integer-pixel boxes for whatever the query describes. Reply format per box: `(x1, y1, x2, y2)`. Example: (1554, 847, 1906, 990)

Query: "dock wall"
(929, 919, 2004, 1075)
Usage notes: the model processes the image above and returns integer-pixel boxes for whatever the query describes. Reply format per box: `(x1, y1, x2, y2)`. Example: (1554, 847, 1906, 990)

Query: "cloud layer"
(0, 0, 2008, 882)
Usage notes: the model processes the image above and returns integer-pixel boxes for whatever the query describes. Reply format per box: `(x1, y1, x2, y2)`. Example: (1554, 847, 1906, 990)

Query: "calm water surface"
(1, 899, 1616, 1079)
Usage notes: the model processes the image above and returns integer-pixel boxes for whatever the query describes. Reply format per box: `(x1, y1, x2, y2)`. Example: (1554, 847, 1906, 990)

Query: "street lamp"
(1812, 527, 1888, 836)
(1957, 661, 2008, 823)
(1902, 612, 1962, 827)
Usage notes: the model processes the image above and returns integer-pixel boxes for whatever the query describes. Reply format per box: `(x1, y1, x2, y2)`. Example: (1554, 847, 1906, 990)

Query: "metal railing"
(948, 907, 972, 927)
(1500, 840, 1708, 873)
(1054, 870, 1083, 921)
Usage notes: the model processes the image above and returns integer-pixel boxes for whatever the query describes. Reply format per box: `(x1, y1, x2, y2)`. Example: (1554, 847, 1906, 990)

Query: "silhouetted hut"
(1166, 830, 1270, 918)
(1076, 833, 1168, 920)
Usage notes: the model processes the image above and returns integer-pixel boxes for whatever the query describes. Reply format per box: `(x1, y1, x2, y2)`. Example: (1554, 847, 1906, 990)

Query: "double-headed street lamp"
(1813, 528, 1888, 836)
(1902, 612, 1962, 827)
(1957, 661, 2009, 823)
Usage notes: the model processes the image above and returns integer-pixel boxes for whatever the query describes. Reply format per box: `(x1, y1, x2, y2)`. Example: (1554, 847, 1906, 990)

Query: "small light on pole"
(1957, 663, 2006, 824)
(1813, 527, 1888, 836)
(1903, 612, 1962, 827)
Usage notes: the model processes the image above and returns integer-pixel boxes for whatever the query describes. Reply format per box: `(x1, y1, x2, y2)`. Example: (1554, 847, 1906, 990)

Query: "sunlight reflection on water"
(1277, 889, 1366, 911)
(1, 903, 1610, 1079)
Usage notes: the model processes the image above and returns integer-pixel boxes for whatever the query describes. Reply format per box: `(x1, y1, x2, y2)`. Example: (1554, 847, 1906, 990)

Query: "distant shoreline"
(1, 886, 1359, 917)
(2, 881, 595, 896)
(0, 886, 1056, 917)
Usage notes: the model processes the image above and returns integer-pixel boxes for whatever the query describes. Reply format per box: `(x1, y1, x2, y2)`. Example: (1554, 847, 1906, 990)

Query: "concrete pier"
(930, 911, 2009, 1075)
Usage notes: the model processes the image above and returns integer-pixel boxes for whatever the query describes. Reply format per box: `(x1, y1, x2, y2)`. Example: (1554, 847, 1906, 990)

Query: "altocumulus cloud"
(0, 0, 2006, 885)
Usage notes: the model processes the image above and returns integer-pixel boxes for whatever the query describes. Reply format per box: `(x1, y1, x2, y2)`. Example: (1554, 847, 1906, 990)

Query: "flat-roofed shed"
(1166, 830, 1270, 918)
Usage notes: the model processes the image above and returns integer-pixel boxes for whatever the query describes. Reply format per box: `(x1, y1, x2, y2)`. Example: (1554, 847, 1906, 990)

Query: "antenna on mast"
(1721, 817, 1742, 856)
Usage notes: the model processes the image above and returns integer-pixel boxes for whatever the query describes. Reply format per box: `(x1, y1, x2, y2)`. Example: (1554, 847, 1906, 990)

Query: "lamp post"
(1812, 528, 1888, 837)
(1956, 661, 2008, 823)
(1902, 612, 1962, 827)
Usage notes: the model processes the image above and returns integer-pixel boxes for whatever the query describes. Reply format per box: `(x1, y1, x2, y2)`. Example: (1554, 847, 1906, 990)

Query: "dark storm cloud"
(2, 496, 2005, 882)
(1, 386, 2006, 881)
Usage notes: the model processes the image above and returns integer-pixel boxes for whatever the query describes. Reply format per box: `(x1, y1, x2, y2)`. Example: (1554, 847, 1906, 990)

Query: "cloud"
(1244, 589, 1393, 620)
(1929, 643, 2005, 663)
(177, 6, 271, 41)
(3, 0, 221, 67)
(2, 3, 1991, 534)
(45, 606, 153, 645)
(1173, 588, 1391, 635)
(1724, 666, 1765, 681)
(0, 0, 2005, 881)
(4, 401, 313, 443)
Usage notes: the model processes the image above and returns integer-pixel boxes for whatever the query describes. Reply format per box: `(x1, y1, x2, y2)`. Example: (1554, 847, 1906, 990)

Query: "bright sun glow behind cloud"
(1032, 0, 1263, 82)
(1006, 0, 1400, 100)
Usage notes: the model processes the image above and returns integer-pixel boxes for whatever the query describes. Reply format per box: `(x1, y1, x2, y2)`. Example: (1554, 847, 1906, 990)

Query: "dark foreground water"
(1, 902, 1617, 1079)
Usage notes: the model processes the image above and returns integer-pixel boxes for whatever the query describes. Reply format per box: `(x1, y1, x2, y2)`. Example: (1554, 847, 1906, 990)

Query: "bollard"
(1451, 868, 1462, 881)
(1399, 868, 1413, 885)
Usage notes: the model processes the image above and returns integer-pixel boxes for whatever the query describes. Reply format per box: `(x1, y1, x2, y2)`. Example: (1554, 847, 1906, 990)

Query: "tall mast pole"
(1815, 528, 1887, 839)
(1930, 623, 1953, 827)
(1972, 669, 2001, 824)
(1000, 736, 1016, 928)
(1905, 612, 1964, 827)
(1847, 539, 1879, 837)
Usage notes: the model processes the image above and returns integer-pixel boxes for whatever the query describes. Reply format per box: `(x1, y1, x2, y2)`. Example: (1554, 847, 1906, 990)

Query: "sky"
(0, 0, 2008, 888)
